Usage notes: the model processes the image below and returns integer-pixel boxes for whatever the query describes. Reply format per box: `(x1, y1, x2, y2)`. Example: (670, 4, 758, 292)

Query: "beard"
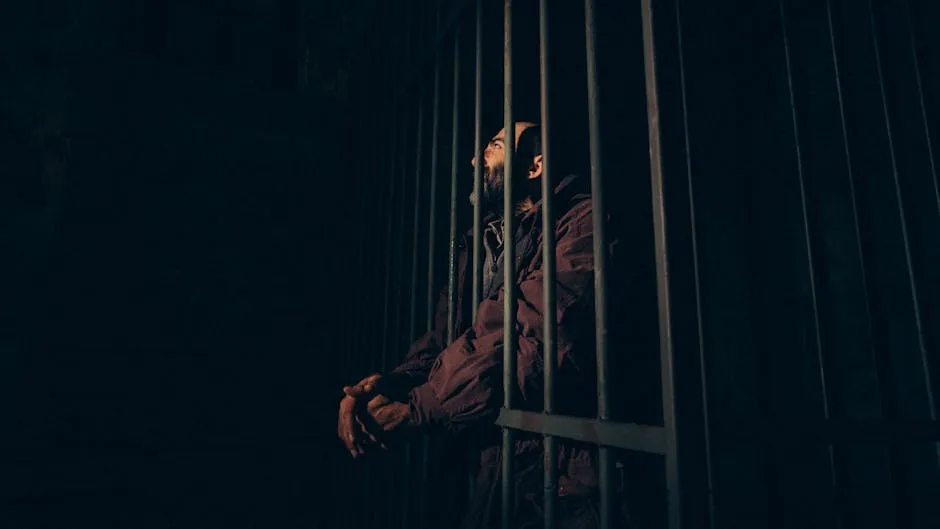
(469, 163, 506, 217)
(468, 161, 541, 217)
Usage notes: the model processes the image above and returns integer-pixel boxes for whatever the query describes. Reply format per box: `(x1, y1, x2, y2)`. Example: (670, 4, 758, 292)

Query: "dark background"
(1, 1, 365, 527)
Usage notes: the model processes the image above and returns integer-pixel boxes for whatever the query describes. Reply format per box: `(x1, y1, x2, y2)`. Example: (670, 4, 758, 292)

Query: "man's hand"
(337, 374, 383, 458)
(364, 394, 411, 433)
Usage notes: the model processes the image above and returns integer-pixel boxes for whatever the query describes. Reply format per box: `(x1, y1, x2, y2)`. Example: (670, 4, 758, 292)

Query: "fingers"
(357, 415, 387, 450)
(367, 394, 391, 414)
(343, 385, 365, 398)
(339, 392, 388, 458)
(337, 396, 360, 457)
(356, 373, 382, 394)
(337, 373, 392, 459)
(343, 374, 381, 398)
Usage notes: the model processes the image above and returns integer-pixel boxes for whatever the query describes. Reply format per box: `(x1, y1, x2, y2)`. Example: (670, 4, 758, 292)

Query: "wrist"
(408, 383, 448, 428)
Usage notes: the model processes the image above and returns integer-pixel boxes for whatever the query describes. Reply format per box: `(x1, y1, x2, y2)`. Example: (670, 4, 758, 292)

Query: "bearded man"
(338, 122, 630, 528)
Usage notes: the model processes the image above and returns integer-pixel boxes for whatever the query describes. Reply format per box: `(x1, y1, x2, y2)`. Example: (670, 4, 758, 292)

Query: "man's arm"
(406, 199, 595, 433)
(338, 264, 459, 456)
(377, 282, 451, 398)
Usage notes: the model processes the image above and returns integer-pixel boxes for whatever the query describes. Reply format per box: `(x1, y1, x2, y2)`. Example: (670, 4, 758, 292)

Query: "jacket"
(386, 174, 631, 529)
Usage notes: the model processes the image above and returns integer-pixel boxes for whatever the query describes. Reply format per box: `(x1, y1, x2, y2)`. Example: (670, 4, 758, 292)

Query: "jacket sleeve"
(381, 283, 450, 396)
(408, 200, 595, 432)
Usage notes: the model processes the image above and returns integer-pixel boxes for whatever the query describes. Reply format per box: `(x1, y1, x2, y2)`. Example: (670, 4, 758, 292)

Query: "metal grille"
(343, 0, 940, 528)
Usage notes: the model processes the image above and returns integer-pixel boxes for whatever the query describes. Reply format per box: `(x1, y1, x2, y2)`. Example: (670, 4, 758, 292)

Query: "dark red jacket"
(386, 174, 631, 529)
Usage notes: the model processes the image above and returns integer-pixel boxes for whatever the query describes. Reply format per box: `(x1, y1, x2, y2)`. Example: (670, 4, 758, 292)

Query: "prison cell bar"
(448, 26, 462, 345)
(639, 0, 682, 528)
(501, 1, 517, 528)
(428, 8, 443, 340)
(537, 0, 559, 527)
(446, 24, 465, 517)
(391, 14, 417, 515)
(472, 0, 484, 321)
(380, 24, 401, 522)
(391, 97, 413, 527)
(392, 103, 413, 368)
(365, 73, 393, 528)
(583, 1, 615, 527)
(420, 8, 443, 527)
(380, 105, 400, 374)
(404, 82, 425, 529)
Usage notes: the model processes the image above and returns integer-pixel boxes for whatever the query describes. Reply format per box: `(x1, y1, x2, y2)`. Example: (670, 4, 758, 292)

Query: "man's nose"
(471, 147, 487, 169)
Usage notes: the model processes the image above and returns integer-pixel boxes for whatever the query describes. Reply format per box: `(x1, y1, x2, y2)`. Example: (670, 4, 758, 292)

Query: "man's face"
(470, 123, 539, 216)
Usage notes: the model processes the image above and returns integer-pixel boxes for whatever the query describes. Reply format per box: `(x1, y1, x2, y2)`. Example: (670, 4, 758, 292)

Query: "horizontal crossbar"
(495, 408, 669, 455)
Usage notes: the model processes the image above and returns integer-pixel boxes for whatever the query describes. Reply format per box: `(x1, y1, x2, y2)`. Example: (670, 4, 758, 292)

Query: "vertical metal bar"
(448, 27, 462, 344)
(635, 0, 680, 528)
(403, 87, 425, 529)
(502, 2, 517, 529)
(381, 110, 399, 372)
(584, 1, 613, 528)
(472, 0, 485, 321)
(427, 29, 443, 334)
(422, 9, 443, 528)
(393, 9, 416, 362)
(468, 0, 485, 502)
(538, 1, 558, 528)
(387, 105, 410, 529)
(410, 89, 426, 344)
(778, 6, 843, 528)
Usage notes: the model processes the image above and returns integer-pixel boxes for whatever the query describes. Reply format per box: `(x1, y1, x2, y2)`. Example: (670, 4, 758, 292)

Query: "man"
(337, 122, 628, 528)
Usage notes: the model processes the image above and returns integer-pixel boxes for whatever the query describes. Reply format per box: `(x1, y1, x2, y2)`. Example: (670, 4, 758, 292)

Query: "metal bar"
(497, 409, 669, 454)
(448, 27, 462, 344)
(421, 10, 443, 528)
(499, 410, 940, 445)
(778, 6, 843, 525)
(502, 2, 516, 529)
(472, 0, 484, 320)
(391, 106, 410, 359)
(467, 0, 485, 503)
(584, 1, 614, 528)
(376, 136, 394, 374)
(392, 8, 416, 361)
(403, 82, 425, 529)
(410, 86, 426, 350)
(537, 0, 558, 528)
(380, 110, 400, 372)
(427, 40, 443, 333)
(636, 0, 681, 528)
(388, 107, 411, 529)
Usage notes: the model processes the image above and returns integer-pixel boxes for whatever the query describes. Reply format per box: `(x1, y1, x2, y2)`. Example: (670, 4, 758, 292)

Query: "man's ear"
(528, 154, 544, 180)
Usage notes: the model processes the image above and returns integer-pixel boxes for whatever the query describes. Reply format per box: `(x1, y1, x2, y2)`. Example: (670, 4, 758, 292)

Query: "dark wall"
(1, 1, 356, 527)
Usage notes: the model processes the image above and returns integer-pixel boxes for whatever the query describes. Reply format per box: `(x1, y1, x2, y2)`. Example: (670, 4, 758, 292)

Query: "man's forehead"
(490, 122, 536, 144)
